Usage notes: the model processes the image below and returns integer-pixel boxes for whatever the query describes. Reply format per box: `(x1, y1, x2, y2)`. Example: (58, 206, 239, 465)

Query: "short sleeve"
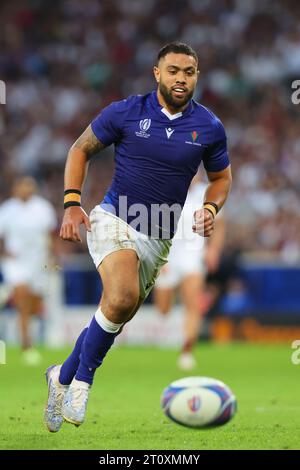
(91, 101, 124, 147)
(202, 118, 230, 172)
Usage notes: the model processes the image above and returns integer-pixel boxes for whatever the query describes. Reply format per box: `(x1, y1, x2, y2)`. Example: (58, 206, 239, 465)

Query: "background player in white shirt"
(0, 177, 57, 364)
(155, 174, 225, 370)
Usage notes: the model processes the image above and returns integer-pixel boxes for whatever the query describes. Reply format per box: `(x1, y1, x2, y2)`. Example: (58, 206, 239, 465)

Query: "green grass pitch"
(1, 342, 299, 450)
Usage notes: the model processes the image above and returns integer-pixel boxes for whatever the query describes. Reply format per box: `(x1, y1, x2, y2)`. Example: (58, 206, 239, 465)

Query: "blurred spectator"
(0, 177, 57, 364)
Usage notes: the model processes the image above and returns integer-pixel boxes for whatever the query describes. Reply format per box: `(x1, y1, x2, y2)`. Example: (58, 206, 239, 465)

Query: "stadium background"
(1, 0, 300, 345)
(1, 0, 300, 452)
(0, 0, 299, 344)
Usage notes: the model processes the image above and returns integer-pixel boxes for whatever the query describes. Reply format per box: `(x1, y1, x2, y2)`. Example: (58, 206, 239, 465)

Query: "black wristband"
(64, 189, 81, 196)
(204, 207, 215, 219)
(64, 201, 81, 209)
(204, 201, 219, 214)
(64, 189, 81, 209)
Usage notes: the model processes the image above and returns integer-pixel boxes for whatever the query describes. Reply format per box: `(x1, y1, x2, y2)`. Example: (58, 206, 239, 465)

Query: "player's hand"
(192, 208, 215, 237)
(60, 206, 91, 242)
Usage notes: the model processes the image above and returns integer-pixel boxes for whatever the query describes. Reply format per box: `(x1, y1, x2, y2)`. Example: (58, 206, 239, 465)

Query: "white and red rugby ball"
(161, 376, 237, 428)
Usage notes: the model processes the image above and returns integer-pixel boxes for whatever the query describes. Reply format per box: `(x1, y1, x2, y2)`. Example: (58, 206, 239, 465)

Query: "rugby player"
(44, 42, 232, 432)
(0, 177, 56, 365)
(155, 174, 225, 370)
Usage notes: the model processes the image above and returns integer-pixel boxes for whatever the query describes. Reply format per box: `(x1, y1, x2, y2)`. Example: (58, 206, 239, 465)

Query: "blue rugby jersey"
(91, 90, 229, 238)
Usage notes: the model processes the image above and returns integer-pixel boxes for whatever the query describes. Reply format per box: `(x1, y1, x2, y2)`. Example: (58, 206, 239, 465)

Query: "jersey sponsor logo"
(185, 130, 202, 146)
(165, 127, 175, 139)
(135, 118, 151, 138)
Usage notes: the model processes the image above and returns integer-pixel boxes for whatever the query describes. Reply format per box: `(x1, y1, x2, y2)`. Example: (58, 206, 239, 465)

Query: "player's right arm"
(60, 124, 105, 243)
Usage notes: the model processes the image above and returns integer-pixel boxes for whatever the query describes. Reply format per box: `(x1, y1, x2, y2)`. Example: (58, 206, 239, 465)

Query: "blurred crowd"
(0, 0, 299, 262)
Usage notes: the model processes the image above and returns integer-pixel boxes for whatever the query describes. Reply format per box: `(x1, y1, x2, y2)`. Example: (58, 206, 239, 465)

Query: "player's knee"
(107, 289, 139, 319)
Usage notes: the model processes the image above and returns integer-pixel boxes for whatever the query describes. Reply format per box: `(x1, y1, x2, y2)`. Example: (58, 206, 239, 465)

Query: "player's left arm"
(193, 166, 232, 237)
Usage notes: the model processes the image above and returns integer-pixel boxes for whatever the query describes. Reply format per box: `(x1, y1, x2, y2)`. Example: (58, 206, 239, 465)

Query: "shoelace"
(54, 388, 66, 416)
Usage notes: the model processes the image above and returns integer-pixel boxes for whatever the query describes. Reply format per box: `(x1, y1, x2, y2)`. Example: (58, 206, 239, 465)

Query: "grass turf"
(0, 342, 299, 450)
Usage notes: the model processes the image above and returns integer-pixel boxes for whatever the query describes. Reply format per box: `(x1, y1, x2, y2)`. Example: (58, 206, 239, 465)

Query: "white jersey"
(173, 182, 207, 251)
(0, 195, 56, 264)
(155, 183, 207, 288)
(0, 195, 57, 292)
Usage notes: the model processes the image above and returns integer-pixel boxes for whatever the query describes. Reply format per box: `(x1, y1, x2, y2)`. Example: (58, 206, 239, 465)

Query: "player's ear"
(153, 66, 160, 83)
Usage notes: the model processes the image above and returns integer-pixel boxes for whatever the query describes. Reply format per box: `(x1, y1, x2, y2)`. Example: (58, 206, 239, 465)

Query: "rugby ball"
(161, 376, 237, 428)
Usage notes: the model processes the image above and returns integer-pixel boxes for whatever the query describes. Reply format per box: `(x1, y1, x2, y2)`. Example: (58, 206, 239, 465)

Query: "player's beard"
(159, 82, 194, 110)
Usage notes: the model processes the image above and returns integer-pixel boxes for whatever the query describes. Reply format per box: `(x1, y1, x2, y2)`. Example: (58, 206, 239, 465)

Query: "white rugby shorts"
(87, 206, 171, 299)
(1, 258, 48, 295)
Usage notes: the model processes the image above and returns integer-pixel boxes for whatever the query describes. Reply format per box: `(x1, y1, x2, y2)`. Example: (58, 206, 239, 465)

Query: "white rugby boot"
(44, 365, 69, 432)
(62, 378, 90, 427)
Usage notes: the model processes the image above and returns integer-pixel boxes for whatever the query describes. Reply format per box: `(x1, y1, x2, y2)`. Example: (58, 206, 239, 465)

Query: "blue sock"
(75, 314, 121, 385)
(59, 327, 88, 385)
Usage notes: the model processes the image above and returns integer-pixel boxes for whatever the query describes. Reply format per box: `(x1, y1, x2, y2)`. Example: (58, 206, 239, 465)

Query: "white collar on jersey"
(161, 107, 183, 120)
